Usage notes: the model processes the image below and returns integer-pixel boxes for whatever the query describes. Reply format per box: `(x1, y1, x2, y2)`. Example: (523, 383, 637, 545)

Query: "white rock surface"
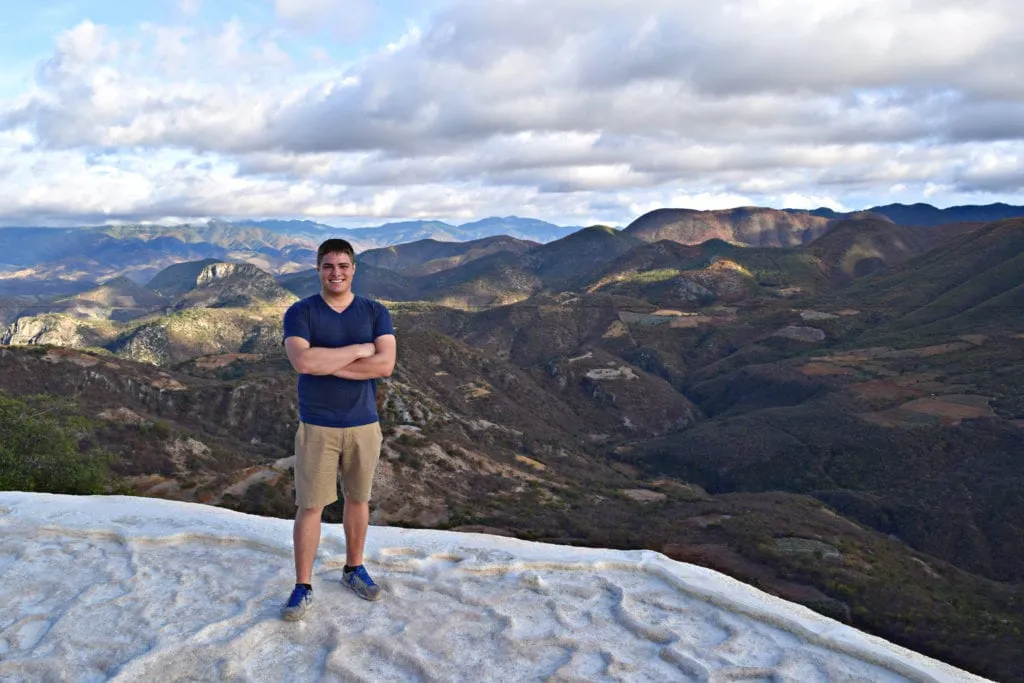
(0, 493, 988, 682)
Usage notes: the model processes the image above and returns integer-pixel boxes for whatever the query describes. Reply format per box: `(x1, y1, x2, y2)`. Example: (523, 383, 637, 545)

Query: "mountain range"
(801, 201, 1024, 226)
(1, 205, 1024, 680)
(2, 203, 1022, 299)
(241, 215, 581, 246)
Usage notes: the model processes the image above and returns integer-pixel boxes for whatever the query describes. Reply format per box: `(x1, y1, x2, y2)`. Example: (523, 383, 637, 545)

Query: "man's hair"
(316, 238, 356, 267)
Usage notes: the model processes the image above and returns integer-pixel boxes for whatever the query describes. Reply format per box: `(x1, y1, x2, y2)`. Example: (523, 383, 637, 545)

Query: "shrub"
(0, 394, 113, 494)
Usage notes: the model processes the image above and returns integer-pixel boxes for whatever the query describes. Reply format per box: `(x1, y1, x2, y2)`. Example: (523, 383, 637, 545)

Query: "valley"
(1, 206, 1023, 681)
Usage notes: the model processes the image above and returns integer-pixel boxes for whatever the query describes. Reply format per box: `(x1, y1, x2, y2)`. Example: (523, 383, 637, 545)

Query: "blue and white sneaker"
(343, 566, 382, 602)
(281, 584, 313, 621)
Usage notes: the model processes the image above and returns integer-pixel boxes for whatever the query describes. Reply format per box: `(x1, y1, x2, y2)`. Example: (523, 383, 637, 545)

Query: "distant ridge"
(865, 202, 1024, 226)
(791, 202, 1024, 227)
(237, 215, 576, 247)
(359, 235, 538, 277)
(240, 205, 1024, 236)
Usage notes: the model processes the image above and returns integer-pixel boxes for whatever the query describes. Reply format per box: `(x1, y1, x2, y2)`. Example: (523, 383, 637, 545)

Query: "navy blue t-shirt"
(282, 294, 395, 428)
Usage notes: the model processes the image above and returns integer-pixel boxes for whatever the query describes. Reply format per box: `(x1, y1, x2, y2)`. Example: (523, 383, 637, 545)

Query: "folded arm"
(284, 337, 376, 375)
(332, 334, 396, 380)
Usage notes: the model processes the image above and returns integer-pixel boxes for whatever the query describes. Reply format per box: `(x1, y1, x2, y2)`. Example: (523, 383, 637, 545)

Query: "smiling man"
(279, 238, 397, 620)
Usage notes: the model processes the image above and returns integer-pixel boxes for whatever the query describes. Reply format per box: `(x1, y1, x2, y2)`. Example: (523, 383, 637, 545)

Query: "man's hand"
(355, 343, 376, 359)
(332, 334, 397, 380)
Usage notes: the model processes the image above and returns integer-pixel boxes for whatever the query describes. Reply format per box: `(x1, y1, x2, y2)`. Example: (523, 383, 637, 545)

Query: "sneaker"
(343, 566, 382, 602)
(281, 584, 313, 621)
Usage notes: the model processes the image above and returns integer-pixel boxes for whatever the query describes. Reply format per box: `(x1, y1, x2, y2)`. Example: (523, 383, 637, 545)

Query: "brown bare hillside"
(808, 218, 980, 283)
(624, 207, 843, 247)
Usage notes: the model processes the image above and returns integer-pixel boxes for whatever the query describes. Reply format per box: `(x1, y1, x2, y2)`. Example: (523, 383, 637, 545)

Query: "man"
(279, 238, 397, 621)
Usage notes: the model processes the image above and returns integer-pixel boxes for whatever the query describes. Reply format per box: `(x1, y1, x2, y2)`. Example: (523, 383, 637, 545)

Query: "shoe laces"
(349, 566, 376, 586)
(288, 585, 311, 607)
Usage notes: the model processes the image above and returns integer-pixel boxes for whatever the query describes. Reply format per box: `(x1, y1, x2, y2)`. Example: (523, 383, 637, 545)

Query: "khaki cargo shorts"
(293, 421, 383, 509)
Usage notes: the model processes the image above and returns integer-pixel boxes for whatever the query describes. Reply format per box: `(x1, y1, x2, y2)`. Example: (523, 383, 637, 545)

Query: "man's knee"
(296, 506, 324, 518)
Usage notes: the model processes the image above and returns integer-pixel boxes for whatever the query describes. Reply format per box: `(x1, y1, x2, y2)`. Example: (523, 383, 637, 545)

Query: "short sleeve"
(283, 300, 311, 343)
(373, 302, 395, 339)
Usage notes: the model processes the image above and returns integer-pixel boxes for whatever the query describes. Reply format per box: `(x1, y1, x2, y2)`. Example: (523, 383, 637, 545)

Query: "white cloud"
(178, 0, 201, 17)
(2, 1, 1024, 226)
(954, 145, 1024, 193)
(52, 20, 113, 64)
(274, 0, 377, 36)
(214, 18, 245, 63)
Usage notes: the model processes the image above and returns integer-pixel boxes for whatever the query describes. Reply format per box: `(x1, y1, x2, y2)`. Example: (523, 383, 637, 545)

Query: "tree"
(0, 395, 111, 494)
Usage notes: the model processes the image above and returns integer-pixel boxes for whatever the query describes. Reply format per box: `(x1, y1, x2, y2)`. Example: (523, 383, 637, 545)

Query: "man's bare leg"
(341, 499, 380, 599)
(343, 500, 370, 567)
(294, 506, 324, 584)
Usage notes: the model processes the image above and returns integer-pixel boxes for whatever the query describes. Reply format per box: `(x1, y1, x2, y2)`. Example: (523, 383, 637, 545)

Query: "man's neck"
(320, 290, 355, 312)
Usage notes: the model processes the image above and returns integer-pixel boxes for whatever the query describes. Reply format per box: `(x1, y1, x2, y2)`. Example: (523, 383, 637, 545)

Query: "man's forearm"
(331, 354, 395, 380)
(295, 345, 368, 375)
(332, 368, 383, 380)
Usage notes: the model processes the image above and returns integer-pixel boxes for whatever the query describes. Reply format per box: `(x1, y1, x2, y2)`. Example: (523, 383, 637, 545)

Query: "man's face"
(318, 251, 355, 296)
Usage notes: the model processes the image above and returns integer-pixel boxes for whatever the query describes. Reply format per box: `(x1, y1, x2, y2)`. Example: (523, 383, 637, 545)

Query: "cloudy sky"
(1, 0, 1023, 227)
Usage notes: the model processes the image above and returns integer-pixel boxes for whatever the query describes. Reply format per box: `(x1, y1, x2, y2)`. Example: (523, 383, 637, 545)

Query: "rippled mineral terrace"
(0, 493, 987, 682)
